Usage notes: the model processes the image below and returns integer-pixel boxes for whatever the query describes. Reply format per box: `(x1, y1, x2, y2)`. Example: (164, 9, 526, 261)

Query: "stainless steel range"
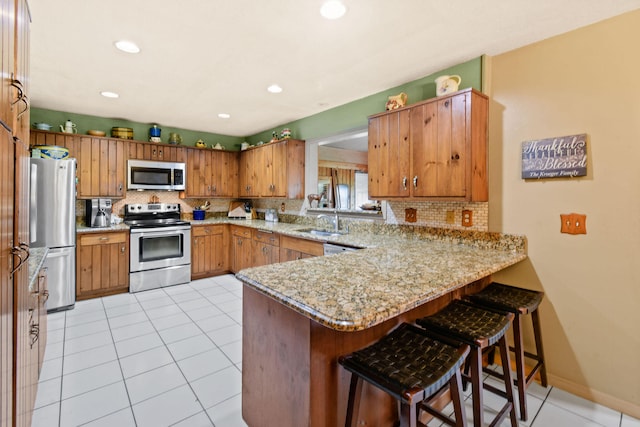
(124, 203, 191, 293)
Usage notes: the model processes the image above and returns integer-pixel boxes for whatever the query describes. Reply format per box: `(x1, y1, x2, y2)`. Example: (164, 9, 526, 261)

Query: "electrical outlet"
(462, 210, 473, 227)
(446, 210, 455, 224)
(280, 202, 286, 212)
(405, 208, 417, 223)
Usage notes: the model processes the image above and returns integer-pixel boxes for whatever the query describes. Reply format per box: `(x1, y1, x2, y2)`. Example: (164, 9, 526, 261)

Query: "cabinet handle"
(17, 96, 29, 118)
(119, 183, 123, 192)
(10, 78, 24, 105)
(153, 149, 157, 156)
(262, 246, 268, 254)
(402, 176, 407, 190)
(212, 185, 216, 192)
(413, 176, 418, 189)
(238, 239, 242, 246)
(158, 150, 163, 156)
(451, 153, 460, 160)
(99, 237, 109, 241)
(121, 246, 126, 253)
(444, 100, 450, 108)
(42, 290, 49, 303)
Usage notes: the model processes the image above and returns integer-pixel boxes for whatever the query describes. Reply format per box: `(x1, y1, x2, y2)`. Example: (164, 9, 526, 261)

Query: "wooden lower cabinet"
(76, 231, 129, 300)
(280, 235, 324, 262)
(191, 224, 229, 280)
(231, 226, 253, 273)
(252, 230, 280, 268)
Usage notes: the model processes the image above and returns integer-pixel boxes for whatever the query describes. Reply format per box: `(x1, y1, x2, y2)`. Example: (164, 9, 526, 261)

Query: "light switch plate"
(560, 213, 587, 234)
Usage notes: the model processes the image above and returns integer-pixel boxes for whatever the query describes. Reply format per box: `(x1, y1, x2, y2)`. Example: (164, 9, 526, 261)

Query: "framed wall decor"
(521, 133, 587, 179)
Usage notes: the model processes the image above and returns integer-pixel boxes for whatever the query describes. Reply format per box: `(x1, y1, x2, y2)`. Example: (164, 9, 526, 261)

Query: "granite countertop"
(28, 247, 48, 292)
(235, 224, 527, 332)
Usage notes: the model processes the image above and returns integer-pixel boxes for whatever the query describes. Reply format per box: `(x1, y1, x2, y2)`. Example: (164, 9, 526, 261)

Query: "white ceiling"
(29, 0, 640, 137)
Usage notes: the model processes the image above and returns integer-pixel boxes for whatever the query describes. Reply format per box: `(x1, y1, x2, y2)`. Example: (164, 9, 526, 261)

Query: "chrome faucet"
(317, 211, 339, 232)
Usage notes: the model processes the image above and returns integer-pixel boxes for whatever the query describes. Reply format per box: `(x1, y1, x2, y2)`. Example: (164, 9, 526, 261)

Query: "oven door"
(130, 225, 191, 273)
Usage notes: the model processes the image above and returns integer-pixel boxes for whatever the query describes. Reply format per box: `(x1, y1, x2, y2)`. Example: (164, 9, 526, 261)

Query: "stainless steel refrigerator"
(30, 158, 76, 312)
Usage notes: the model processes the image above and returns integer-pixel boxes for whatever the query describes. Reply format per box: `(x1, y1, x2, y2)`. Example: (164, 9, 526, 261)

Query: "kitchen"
(1, 1, 640, 427)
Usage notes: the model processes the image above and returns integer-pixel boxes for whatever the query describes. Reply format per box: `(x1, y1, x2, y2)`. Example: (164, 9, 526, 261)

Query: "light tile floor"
(32, 274, 639, 427)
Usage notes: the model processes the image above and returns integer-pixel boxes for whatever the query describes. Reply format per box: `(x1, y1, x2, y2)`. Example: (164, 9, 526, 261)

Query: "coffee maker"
(85, 199, 112, 228)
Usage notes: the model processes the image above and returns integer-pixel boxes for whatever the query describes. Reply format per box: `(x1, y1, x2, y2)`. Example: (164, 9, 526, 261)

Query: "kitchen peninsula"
(236, 228, 527, 426)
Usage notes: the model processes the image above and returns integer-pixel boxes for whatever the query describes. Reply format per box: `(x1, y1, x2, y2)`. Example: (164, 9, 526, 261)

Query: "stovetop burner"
(124, 203, 191, 228)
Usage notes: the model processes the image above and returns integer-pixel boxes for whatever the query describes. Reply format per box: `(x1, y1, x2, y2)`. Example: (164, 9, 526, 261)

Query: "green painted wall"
(30, 108, 245, 150)
(246, 57, 483, 143)
(31, 56, 483, 148)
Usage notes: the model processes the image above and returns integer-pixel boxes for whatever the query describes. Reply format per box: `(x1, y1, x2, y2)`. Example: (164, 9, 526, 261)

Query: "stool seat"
(417, 300, 518, 427)
(416, 299, 512, 348)
(339, 323, 469, 427)
(466, 282, 548, 422)
(467, 282, 543, 315)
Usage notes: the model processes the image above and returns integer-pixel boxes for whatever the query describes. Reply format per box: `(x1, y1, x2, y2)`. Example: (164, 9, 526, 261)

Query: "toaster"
(265, 208, 278, 222)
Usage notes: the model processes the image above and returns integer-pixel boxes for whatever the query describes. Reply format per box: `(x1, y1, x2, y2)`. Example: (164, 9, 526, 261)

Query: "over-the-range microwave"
(127, 159, 186, 191)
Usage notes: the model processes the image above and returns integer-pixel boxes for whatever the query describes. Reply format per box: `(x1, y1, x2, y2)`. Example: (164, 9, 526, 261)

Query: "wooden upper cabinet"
(30, 131, 126, 199)
(128, 141, 186, 163)
(239, 139, 305, 198)
(78, 137, 126, 198)
(368, 88, 488, 201)
(184, 148, 238, 198)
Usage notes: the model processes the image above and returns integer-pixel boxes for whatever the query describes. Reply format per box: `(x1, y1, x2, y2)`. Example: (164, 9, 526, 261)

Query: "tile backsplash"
(76, 193, 487, 231)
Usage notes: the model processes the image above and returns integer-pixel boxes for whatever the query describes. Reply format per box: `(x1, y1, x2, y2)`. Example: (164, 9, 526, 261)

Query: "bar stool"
(416, 300, 518, 427)
(466, 282, 547, 421)
(339, 323, 470, 427)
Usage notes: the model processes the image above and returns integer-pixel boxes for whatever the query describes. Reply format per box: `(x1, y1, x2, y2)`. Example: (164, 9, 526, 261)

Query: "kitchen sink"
(296, 228, 346, 237)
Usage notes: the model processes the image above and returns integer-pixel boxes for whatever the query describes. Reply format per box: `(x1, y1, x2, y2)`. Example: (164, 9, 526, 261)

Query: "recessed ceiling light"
(100, 91, 119, 98)
(114, 40, 140, 54)
(218, 113, 231, 119)
(320, 0, 346, 19)
(267, 84, 283, 93)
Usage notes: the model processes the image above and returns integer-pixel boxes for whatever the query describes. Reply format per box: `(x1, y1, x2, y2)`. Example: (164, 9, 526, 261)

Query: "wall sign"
(521, 133, 587, 179)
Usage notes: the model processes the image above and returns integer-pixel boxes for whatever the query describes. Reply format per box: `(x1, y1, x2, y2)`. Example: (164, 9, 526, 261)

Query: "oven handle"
(130, 225, 191, 236)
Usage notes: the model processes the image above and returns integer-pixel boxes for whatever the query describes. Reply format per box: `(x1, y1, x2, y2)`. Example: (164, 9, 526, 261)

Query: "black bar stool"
(416, 300, 518, 427)
(466, 282, 547, 421)
(339, 323, 470, 427)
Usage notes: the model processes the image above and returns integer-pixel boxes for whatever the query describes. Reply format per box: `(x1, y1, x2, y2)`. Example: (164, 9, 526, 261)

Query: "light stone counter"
(235, 223, 527, 331)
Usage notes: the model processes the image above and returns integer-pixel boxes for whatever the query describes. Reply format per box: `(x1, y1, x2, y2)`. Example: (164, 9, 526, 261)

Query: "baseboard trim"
(547, 373, 640, 419)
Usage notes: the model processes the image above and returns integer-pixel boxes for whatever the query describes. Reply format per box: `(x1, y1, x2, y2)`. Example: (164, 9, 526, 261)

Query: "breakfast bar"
(236, 231, 527, 426)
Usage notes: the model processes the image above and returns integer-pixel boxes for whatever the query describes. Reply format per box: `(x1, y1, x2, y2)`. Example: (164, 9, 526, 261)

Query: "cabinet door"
(192, 225, 229, 279)
(185, 148, 211, 197)
(436, 93, 466, 197)
(0, 129, 14, 427)
(239, 149, 258, 197)
(37, 268, 47, 374)
(368, 109, 410, 198)
(252, 241, 279, 267)
(76, 232, 129, 299)
(210, 151, 238, 198)
(232, 235, 252, 273)
(411, 94, 466, 197)
(269, 142, 287, 197)
(410, 102, 438, 197)
(78, 137, 125, 198)
(0, 0, 14, 128)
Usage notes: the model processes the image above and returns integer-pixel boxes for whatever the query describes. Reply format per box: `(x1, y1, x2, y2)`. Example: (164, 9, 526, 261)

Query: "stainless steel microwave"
(127, 160, 186, 191)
